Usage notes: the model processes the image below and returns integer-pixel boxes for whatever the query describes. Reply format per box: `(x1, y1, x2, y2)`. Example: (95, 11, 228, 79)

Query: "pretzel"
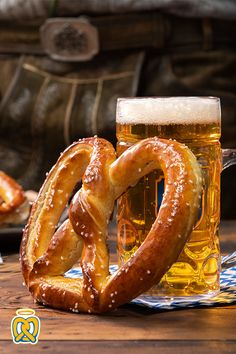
(0, 171, 28, 225)
(21, 137, 202, 314)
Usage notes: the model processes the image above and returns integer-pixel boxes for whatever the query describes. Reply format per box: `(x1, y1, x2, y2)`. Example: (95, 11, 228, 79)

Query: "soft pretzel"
(21, 137, 202, 314)
(0, 171, 28, 225)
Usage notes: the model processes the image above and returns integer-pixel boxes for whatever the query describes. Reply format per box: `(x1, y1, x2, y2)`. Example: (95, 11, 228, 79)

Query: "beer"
(116, 97, 221, 299)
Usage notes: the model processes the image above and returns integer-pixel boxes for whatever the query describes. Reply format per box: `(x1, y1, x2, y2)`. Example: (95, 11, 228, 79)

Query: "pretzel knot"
(0, 171, 26, 225)
(21, 137, 202, 314)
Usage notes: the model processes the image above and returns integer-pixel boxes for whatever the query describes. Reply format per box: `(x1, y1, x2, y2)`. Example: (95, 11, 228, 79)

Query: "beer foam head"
(116, 97, 221, 125)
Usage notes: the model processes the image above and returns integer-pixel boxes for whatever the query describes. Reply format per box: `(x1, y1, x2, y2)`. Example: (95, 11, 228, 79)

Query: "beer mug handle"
(221, 148, 236, 270)
(222, 148, 236, 170)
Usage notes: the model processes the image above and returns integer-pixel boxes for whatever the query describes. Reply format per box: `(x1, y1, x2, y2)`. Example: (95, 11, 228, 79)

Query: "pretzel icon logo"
(11, 309, 40, 344)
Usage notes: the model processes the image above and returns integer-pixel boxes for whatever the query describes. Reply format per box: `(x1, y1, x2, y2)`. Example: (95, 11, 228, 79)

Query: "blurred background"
(0, 0, 235, 219)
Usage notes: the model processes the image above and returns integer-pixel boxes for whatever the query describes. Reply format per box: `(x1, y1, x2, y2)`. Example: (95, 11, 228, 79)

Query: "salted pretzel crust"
(21, 137, 202, 313)
(0, 171, 26, 225)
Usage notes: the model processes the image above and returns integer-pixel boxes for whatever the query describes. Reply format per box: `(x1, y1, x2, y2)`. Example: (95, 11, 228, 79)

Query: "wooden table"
(0, 221, 236, 353)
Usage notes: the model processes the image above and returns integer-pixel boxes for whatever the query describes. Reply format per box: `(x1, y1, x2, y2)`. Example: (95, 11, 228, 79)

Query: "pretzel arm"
(69, 151, 117, 297)
(32, 219, 84, 276)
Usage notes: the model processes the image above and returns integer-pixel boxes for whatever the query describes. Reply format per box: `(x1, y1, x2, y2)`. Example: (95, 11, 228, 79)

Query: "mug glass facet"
(116, 97, 221, 301)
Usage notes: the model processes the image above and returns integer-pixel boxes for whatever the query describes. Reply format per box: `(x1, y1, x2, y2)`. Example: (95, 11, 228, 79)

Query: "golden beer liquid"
(117, 121, 221, 297)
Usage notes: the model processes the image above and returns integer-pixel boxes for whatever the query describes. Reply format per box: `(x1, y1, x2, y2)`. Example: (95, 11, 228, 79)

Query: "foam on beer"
(116, 97, 221, 125)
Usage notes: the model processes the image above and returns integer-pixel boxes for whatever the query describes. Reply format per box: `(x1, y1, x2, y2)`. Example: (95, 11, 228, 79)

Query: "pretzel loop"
(21, 137, 202, 313)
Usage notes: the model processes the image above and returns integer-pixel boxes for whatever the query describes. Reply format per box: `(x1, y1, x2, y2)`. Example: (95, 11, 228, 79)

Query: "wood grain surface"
(1, 340, 236, 354)
(0, 221, 236, 353)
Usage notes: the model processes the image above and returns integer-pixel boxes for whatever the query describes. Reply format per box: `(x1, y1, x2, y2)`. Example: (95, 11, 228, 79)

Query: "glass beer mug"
(116, 97, 236, 301)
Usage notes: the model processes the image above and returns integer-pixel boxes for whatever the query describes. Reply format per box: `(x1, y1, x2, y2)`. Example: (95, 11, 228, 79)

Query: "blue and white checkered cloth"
(65, 253, 236, 310)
